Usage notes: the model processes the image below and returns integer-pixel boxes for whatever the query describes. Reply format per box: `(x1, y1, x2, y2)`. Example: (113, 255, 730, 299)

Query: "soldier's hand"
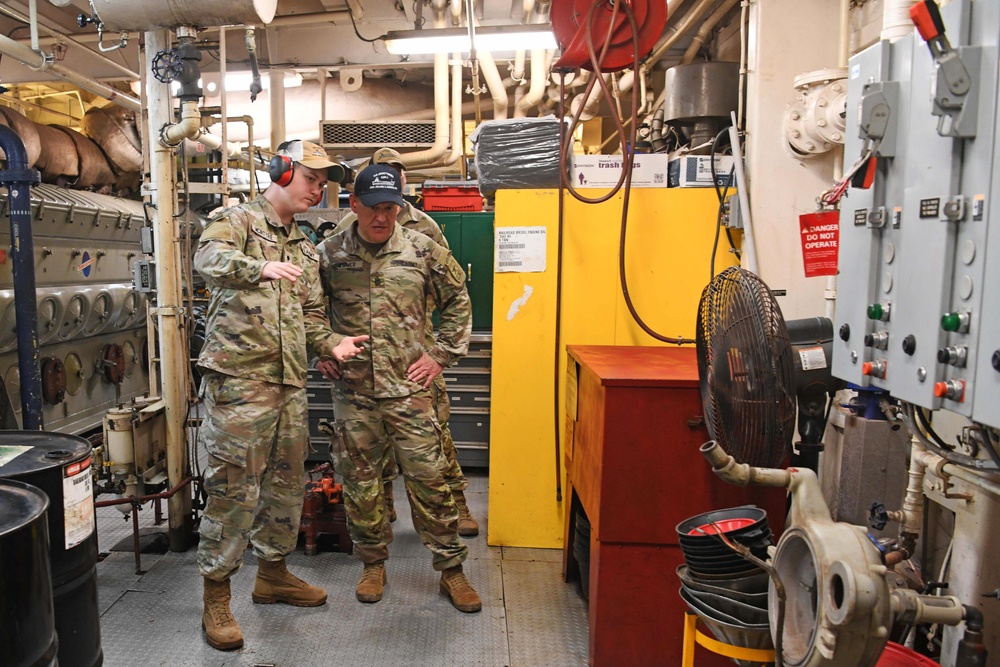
(332, 335, 369, 362)
(317, 359, 341, 380)
(260, 261, 303, 282)
(407, 352, 443, 389)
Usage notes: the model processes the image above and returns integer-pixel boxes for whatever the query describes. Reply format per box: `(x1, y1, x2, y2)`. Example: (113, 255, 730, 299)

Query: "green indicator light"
(868, 303, 883, 320)
(941, 312, 960, 332)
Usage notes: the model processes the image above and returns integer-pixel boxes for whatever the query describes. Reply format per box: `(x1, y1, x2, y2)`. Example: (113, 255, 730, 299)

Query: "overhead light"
(384, 24, 558, 55)
(222, 71, 303, 91)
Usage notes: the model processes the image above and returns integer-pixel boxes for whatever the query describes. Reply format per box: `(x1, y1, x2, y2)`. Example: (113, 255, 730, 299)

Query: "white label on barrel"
(63, 456, 95, 549)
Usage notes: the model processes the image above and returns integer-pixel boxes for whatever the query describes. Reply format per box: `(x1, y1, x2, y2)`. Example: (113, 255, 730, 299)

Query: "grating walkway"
(94, 472, 589, 667)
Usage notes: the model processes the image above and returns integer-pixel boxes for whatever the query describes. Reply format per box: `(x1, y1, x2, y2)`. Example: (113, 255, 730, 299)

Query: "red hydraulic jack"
(300, 463, 353, 555)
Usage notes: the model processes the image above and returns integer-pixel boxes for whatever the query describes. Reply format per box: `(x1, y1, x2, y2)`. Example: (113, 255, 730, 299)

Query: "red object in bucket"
(689, 518, 755, 536)
(876, 642, 939, 666)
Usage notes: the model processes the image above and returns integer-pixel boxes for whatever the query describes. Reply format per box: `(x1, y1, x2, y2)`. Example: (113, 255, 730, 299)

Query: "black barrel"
(0, 479, 58, 667)
(0, 432, 103, 667)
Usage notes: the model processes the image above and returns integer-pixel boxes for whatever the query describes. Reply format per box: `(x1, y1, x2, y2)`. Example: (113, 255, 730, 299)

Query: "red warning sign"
(799, 211, 840, 278)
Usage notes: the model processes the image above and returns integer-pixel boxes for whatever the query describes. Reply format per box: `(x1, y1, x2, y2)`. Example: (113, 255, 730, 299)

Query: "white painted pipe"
(0, 32, 140, 111)
(443, 55, 464, 166)
(477, 50, 509, 120)
(269, 69, 286, 151)
(450, 0, 463, 26)
(644, 0, 717, 73)
(680, 0, 740, 65)
(514, 48, 547, 117)
(194, 128, 244, 159)
(881, 0, 919, 42)
(569, 73, 612, 122)
(402, 52, 450, 167)
(160, 99, 202, 147)
(144, 28, 191, 549)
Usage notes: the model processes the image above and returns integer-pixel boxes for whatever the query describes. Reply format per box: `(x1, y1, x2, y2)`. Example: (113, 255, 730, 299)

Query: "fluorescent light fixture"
(384, 24, 557, 55)
(222, 71, 303, 91)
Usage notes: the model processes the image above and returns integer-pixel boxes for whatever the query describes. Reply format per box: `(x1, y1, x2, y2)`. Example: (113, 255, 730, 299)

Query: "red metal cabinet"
(563, 345, 784, 667)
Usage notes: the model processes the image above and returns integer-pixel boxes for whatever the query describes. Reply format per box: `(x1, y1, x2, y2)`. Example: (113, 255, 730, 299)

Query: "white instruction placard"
(495, 227, 546, 273)
(62, 456, 95, 550)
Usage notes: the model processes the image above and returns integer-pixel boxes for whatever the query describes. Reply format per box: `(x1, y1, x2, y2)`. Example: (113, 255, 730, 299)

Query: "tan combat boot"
(453, 490, 479, 537)
(439, 564, 482, 613)
(202, 578, 243, 650)
(252, 558, 327, 607)
(384, 481, 397, 523)
(356, 562, 387, 603)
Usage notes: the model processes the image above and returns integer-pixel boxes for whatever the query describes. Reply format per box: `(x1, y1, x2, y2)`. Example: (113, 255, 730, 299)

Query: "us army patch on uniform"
(300, 244, 318, 262)
(447, 257, 464, 286)
(252, 225, 278, 243)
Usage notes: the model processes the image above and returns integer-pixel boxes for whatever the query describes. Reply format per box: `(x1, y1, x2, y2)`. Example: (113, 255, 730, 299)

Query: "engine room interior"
(1, 0, 999, 666)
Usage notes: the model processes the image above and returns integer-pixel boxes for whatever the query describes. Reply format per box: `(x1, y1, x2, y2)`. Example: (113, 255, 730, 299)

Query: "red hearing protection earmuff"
(268, 153, 294, 187)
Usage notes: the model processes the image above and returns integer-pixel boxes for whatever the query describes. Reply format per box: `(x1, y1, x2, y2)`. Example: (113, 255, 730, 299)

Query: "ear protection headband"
(268, 141, 295, 186)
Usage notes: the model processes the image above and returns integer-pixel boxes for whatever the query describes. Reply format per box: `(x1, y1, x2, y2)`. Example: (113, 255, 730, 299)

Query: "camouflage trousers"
(331, 383, 467, 571)
(197, 372, 308, 581)
(381, 375, 467, 493)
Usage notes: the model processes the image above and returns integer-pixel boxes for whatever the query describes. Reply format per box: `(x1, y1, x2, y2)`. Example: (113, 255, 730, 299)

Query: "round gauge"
(116, 291, 139, 329)
(37, 296, 62, 343)
(85, 291, 113, 335)
(59, 294, 88, 340)
(41, 356, 67, 404)
(0, 301, 17, 352)
(122, 340, 137, 377)
(4, 365, 20, 415)
(64, 352, 84, 395)
(101, 343, 125, 385)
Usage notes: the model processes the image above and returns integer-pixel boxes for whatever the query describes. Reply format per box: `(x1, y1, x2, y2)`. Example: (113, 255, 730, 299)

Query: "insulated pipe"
(881, 0, 919, 41)
(144, 29, 193, 551)
(269, 69, 286, 151)
(477, 50, 509, 119)
(1, 3, 138, 81)
(0, 32, 141, 111)
(680, 0, 740, 65)
(644, 0, 717, 74)
(514, 48, 547, 117)
(569, 73, 612, 122)
(450, 0, 463, 26)
(401, 52, 451, 167)
(0, 125, 42, 430)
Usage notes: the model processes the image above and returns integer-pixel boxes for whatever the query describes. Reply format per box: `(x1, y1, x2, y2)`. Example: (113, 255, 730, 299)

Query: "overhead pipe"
(450, 0, 464, 26)
(1, 3, 138, 81)
(476, 47, 508, 120)
(401, 5, 452, 168)
(0, 32, 140, 111)
(443, 54, 465, 166)
(514, 48, 548, 117)
(680, 0, 740, 64)
(144, 28, 193, 551)
(644, 0, 718, 74)
(569, 73, 612, 122)
(0, 125, 43, 430)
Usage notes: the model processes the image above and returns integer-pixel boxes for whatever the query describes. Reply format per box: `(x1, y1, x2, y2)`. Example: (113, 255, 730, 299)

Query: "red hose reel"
(550, 0, 667, 72)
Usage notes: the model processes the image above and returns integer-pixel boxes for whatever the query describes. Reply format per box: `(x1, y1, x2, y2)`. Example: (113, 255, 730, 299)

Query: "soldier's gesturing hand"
(260, 261, 303, 282)
(407, 352, 443, 389)
(333, 335, 370, 363)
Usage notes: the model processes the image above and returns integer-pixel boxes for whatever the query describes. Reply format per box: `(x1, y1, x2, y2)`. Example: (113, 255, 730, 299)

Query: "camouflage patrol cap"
(279, 140, 344, 180)
(372, 147, 405, 170)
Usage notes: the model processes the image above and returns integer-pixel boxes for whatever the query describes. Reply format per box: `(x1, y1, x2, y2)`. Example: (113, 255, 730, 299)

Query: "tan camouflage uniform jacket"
(194, 196, 343, 388)
(317, 222, 471, 398)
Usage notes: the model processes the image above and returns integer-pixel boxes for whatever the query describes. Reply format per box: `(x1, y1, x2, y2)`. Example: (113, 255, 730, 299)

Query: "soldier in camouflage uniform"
(194, 139, 369, 650)
(332, 147, 479, 537)
(317, 164, 482, 613)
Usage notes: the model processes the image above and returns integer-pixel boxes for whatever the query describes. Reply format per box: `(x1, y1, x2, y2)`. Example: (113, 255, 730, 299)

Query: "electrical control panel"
(833, 0, 1000, 429)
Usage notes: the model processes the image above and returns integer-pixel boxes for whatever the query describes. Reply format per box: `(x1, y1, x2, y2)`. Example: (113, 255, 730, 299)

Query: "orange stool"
(681, 612, 777, 666)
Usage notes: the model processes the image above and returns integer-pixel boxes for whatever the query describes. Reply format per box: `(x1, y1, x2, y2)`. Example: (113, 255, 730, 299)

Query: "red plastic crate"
(422, 181, 483, 212)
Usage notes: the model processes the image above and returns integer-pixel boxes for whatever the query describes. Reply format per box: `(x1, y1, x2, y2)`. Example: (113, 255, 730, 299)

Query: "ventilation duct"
(319, 120, 439, 149)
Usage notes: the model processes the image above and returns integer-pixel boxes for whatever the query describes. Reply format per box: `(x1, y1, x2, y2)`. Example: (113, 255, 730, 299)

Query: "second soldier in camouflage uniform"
(333, 146, 479, 537)
(317, 164, 482, 612)
(195, 140, 368, 651)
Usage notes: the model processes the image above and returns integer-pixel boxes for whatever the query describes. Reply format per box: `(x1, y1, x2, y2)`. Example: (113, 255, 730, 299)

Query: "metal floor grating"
(95, 471, 589, 666)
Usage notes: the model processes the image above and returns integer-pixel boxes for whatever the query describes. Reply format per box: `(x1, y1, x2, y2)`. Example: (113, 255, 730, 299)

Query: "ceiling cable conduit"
(0, 2, 138, 81)
(0, 31, 140, 111)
